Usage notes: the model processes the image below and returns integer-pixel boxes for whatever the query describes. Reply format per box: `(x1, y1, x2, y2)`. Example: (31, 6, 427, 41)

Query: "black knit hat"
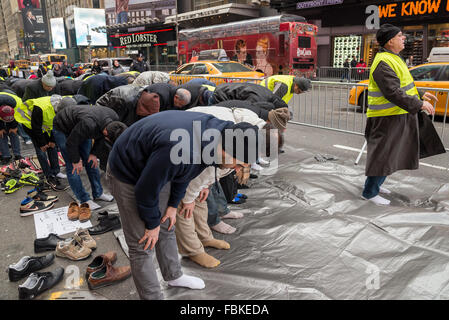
(221, 122, 259, 164)
(376, 24, 401, 47)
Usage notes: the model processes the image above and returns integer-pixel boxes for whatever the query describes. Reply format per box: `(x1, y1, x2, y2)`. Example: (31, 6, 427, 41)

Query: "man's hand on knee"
(161, 206, 177, 231)
(139, 226, 160, 250)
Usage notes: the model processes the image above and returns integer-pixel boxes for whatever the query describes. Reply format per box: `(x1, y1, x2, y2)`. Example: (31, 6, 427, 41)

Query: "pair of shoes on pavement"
(55, 230, 96, 261)
(46, 175, 69, 192)
(362, 187, 392, 206)
(8, 253, 64, 300)
(20, 196, 56, 217)
(67, 201, 92, 222)
(86, 251, 132, 290)
(88, 211, 122, 235)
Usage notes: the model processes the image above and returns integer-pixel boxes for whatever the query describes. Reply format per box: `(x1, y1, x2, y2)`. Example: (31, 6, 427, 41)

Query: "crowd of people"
(0, 56, 312, 299)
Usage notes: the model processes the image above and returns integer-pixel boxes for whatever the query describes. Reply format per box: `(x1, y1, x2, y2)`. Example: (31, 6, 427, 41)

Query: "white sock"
(167, 274, 205, 290)
(86, 200, 101, 210)
(258, 158, 269, 165)
(211, 221, 236, 234)
(362, 195, 390, 206)
(56, 172, 67, 179)
(251, 163, 263, 171)
(221, 211, 244, 219)
(379, 187, 391, 194)
(96, 193, 114, 202)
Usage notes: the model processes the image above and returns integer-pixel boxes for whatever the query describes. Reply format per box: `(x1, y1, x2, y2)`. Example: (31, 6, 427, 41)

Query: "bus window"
(279, 34, 285, 56)
(298, 36, 311, 48)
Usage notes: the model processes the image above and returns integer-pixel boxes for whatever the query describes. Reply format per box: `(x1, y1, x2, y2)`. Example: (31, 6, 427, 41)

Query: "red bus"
(178, 14, 318, 78)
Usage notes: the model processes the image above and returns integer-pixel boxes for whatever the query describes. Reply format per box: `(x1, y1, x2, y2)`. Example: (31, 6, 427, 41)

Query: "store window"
(402, 27, 424, 66)
(428, 23, 449, 58)
(332, 35, 361, 67)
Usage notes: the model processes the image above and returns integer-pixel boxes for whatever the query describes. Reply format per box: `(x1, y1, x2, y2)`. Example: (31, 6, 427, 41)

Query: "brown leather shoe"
(85, 251, 117, 278)
(67, 202, 80, 221)
(79, 203, 91, 222)
(88, 262, 131, 290)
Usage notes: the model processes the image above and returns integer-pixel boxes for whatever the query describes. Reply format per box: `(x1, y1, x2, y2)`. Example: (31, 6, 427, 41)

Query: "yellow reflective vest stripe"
(367, 51, 419, 118)
(260, 75, 294, 104)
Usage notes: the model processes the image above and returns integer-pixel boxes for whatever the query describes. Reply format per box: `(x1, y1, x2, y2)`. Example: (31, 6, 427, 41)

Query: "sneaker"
(74, 228, 96, 250)
(251, 163, 263, 171)
(25, 140, 33, 145)
(46, 175, 69, 192)
(4, 178, 24, 194)
(20, 197, 55, 217)
(18, 267, 64, 300)
(55, 238, 92, 261)
(28, 158, 43, 174)
(229, 196, 245, 205)
(27, 187, 59, 203)
(8, 253, 55, 282)
(56, 172, 67, 179)
(57, 152, 65, 167)
(79, 202, 92, 222)
(362, 195, 391, 206)
(19, 172, 40, 186)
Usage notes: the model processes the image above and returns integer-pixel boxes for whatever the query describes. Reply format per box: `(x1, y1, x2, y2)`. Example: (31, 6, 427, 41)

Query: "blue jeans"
(0, 131, 21, 158)
(116, 11, 128, 24)
(207, 182, 230, 227)
(53, 129, 103, 203)
(362, 176, 386, 199)
(24, 127, 60, 178)
(17, 124, 31, 143)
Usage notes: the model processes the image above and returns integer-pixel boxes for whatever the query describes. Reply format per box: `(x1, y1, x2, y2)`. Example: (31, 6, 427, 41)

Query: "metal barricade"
(290, 80, 449, 162)
(317, 67, 370, 82)
(169, 74, 264, 86)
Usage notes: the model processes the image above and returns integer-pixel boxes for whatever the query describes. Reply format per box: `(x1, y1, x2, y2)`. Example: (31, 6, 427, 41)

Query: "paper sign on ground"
(33, 206, 92, 239)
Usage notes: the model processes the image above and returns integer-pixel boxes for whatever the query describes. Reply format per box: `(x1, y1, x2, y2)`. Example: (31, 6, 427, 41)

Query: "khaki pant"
(175, 199, 214, 256)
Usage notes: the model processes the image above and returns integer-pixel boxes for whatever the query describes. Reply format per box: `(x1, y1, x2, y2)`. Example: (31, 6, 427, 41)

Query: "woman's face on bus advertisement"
(256, 45, 267, 61)
(238, 45, 247, 56)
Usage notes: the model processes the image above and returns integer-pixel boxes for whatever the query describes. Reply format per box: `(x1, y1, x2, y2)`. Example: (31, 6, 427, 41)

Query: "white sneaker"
(25, 140, 33, 145)
(95, 193, 114, 202)
(379, 187, 391, 194)
(85, 200, 101, 210)
(258, 158, 270, 165)
(56, 172, 67, 179)
(362, 195, 390, 206)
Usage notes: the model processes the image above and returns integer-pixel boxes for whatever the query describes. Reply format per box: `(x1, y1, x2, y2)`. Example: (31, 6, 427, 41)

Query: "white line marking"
(333, 144, 449, 171)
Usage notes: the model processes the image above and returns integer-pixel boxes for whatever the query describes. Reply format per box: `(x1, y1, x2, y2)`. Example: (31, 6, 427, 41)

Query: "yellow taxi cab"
(349, 62, 449, 115)
(170, 61, 264, 85)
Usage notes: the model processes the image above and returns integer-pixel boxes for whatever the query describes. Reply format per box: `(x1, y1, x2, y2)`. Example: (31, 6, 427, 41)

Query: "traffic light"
(19, 29, 24, 38)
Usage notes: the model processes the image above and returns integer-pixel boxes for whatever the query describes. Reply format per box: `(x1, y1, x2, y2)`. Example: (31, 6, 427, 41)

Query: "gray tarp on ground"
(66, 148, 449, 300)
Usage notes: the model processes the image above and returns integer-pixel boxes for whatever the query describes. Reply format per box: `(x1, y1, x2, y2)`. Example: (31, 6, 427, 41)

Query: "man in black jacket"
(146, 83, 191, 111)
(96, 84, 160, 126)
(77, 74, 128, 104)
(130, 53, 150, 73)
(23, 71, 57, 101)
(53, 105, 124, 210)
(210, 82, 289, 110)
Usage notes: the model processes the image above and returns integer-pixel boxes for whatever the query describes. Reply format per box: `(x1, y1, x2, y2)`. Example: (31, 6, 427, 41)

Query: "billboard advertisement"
(50, 18, 67, 49)
(74, 8, 108, 46)
(104, 0, 175, 25)
(22, 7, 46, 36)
(17, 0, 41, 10)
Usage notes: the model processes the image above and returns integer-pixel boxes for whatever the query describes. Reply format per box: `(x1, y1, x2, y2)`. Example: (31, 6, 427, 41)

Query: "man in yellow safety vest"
(362, 24, 439, 206)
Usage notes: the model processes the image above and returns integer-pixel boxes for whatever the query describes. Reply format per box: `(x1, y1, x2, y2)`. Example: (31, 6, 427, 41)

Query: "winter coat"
(365, 48, 445, 176)
(108, 110, 234, 230)
(11, 79, 36, 98)
(133, 71, 170, 86)
(56, 79, 83, 96)
(22, 79, 57, 101)
(77, 74, 128, 104)
(217, 99, 275, 121)
(53, 105, 119, 163)
(178, 83, 210, 110)
(60, 65, 73, 77)
(146, 83, 178, 111)
(130, 60, 150, 73)
(91, 64, 102, 74)
(111, 65, 125, 76)
(212, 82, 288, 110)
(96, 84, 145, 126)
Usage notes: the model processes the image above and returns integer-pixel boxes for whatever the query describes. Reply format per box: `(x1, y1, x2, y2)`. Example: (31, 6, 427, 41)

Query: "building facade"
(271, 0, 449, 67)
(0, 0, 27, 63)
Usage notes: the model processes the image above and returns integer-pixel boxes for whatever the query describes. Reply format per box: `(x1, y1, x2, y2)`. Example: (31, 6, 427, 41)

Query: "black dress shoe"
(8, 253, 55, 282)
(250, 174, 258, 179)
(88, 215, 121, 235)
(18, 267, 64, 300)
(34, 233, 66, 253)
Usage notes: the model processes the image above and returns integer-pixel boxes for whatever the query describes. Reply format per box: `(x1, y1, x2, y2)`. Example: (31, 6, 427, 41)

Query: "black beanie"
(221, 122, 259, 164)
(376, 24, 401, 47)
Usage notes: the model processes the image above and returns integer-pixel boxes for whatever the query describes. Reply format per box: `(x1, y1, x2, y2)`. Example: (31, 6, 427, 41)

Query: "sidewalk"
(1, 124, 449, 300)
